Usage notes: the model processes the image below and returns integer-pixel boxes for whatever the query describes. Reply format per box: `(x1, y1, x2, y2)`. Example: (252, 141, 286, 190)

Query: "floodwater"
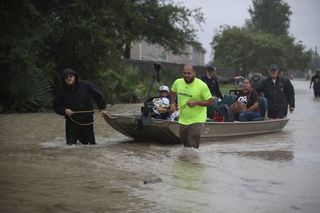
(0, 80, 319, 213)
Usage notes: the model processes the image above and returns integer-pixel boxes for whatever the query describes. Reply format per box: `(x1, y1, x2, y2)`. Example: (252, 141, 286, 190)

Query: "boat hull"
(104, 114, 289, 144)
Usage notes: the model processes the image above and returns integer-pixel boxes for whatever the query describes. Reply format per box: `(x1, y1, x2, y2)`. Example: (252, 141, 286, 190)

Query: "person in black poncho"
(54, 68, 106, 145)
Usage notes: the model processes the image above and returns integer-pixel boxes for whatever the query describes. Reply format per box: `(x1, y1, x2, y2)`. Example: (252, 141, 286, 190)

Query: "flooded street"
(1, 80, 320, 213)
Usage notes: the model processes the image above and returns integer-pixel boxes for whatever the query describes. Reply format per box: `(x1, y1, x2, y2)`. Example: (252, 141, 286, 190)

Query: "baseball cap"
(207, 66, 216, 72)
(159, 85, 169, 92)
(269, 64, 278, 70)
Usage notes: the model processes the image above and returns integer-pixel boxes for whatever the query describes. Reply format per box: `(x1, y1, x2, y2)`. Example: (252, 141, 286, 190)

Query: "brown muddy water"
(0, 80, 320, 213)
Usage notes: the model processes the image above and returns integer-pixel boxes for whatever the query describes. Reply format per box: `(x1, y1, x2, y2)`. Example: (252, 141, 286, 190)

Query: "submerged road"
(0, 79, 319, 213)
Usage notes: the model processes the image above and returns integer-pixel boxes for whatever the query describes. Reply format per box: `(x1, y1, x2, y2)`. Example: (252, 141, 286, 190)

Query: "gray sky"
(179, 0, 320, 64)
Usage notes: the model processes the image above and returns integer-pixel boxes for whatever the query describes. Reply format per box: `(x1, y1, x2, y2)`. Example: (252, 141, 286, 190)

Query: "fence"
(124, 59, 237, 79)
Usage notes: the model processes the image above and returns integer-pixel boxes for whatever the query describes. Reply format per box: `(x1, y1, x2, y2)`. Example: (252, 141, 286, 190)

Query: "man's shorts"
(179, 123, 203, 149)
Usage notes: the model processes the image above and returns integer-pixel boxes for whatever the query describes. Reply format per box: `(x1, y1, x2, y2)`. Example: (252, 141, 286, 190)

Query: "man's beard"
(184, 76, 195, 84)
(65, 80, 76, 87)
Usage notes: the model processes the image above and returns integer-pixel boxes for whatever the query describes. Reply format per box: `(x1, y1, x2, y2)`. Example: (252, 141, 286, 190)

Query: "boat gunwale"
(103, 113, 289, 143)
(105, 113, 289, 126)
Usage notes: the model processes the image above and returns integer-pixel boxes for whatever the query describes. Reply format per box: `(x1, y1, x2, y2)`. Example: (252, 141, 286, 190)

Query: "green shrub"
(96, 65, 178, 104)
(97, 69, 123, 104)
(1, 70, 53, 112)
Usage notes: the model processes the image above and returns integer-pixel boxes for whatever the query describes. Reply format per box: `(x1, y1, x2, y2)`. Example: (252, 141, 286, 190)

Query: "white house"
(130, 40, 206, 66)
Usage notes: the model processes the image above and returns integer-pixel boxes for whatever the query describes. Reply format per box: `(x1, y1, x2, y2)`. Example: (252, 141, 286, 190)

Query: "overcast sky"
(179, 0, 320, 64)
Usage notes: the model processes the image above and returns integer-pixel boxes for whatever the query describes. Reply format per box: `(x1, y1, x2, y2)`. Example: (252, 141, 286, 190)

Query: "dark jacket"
(257, 76, 295, 118)
(54, 68, 106, 122)
(201, 75, 223, 99)
(311, 74, 320, 88)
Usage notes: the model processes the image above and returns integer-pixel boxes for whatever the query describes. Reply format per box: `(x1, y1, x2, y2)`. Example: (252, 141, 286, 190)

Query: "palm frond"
(3, 69, 53, 112)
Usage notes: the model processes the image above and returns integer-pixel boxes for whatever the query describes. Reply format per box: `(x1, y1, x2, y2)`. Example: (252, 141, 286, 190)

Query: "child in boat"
(149, 85, 178, 120)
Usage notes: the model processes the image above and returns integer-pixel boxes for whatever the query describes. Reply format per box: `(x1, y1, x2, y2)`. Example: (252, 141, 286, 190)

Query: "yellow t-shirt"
(171, 78, 212, 125)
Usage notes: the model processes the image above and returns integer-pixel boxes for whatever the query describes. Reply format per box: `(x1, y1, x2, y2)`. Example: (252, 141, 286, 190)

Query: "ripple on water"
(39, 135, 133, 149)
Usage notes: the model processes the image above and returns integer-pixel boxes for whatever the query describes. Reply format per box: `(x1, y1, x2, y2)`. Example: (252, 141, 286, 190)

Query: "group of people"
(54, 63, 299, 149)
(164, 63, 296, 148)
(230, 64, 295, 121)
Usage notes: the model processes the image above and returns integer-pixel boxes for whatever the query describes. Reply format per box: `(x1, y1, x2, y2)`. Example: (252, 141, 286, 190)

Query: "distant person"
(257, 64, 295, 119)
(278, 68, 284, 77)
(201, 66, 223, 99)
(231, 79, 260, 121)
(170, 64, 213, 148)
(310, 69, 320, 98)
(249, 73, 263, 90)
(54, 68, 107, 145)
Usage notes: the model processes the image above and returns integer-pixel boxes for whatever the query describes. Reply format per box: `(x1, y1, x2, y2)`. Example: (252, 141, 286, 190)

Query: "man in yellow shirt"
(170, 64, 214, 148)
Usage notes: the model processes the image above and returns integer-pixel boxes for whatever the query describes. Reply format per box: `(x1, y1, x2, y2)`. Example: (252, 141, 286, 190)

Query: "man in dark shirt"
(257, 64, 295, 119)
(54, 68, 106, 145)
(201, 66, 223, 99)
(310, 70, 320, 98)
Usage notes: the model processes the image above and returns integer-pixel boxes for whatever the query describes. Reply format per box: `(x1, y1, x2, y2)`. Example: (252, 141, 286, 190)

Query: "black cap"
(207, 66, 216, 72)
(269, 64, 278, 70)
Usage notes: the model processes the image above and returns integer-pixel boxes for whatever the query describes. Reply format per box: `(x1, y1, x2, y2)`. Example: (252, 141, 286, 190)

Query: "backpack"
(212, 104, 234, 122)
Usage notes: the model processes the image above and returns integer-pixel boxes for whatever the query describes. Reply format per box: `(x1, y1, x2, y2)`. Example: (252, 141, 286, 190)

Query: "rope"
(69, 109, 106, 126)
(69, 102, 187, 126)
(71, 109, 101, 114)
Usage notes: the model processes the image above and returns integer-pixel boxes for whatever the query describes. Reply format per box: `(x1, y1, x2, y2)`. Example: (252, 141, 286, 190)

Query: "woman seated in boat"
(230, 79, 260, 121)
(148, 85, 178, 120)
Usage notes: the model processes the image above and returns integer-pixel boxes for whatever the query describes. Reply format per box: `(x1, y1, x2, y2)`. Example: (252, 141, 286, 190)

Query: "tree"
(211, 26, 283, 76)
(0, 0, 54, 112)
(113, 0, 204, 58)
(308, 51, 320, 71)
(40, 1, 126, 79)
(40, 0, 204, 74)
(211, 26, 311, 76)
(247, 0, 292, 36)
(210, 0, 311, 75)
(0, 0, 203, 111)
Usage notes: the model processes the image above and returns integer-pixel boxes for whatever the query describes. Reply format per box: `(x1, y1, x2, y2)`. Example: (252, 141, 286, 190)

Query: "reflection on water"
(175, 150, 204, 192)
(224, 150, 294, 161)
(1, 81, 320, 213)
(243, 150, 294, 161)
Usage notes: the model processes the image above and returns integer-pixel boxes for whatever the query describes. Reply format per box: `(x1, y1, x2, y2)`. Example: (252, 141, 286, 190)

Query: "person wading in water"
(54, 68, 107, 145)
(170, 64, 213, 149)
(310, 69, 320, 98)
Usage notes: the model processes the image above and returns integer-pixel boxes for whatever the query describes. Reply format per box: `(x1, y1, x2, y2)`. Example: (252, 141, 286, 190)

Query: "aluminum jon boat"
(103, 113, 289, 144)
